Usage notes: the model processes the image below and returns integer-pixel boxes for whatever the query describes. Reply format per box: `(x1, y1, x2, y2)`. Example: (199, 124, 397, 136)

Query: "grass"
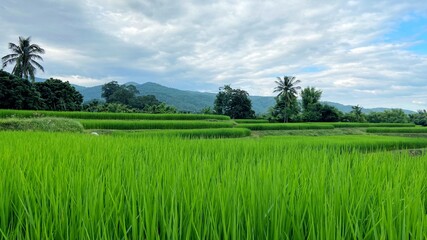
(111, 128, 251, 139)
(79, 119, 234, 130)
(0, 109, 230, 120)
(252, 128, 368, 137)
(0, 118, 83, 132)
(235, 123, 335, 130)
(329, 122, 416, 128)
(367, 127, 427, 133)
(234, 119, 269, 123)
(1, 132, 427, 238)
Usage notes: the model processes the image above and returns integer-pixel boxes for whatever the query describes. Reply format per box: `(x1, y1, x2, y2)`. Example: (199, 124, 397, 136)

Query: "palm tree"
(2, 36, 45, 82)
(274, 76, 301, 122)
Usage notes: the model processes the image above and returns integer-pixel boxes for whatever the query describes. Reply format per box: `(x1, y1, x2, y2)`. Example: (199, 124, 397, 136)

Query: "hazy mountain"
(70, 81, 415, 114)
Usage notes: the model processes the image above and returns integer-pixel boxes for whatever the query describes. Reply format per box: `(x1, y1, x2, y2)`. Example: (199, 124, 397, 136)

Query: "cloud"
(0, 0, 427, 110)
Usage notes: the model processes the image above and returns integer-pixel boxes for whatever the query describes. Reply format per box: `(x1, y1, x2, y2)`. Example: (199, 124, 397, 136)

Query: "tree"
(129, 95, 161, 110)
(269, 96, 301, 122)
(101, 81, 140, 105)
(301, 87, 322, 111)
(0, 70, 43, 109)
(35, 78, 83, 111)
(214, 85, 255, 119)
(1, 36, 45, 82)
(273, 76, 301, 122)
(366, 109, 409, 123)
(409, 110, 427, 126)
(350, 105, 366, 122)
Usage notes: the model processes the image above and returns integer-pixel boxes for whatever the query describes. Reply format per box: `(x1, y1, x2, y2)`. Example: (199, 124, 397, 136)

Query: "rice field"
(1, 132, 427, 239)
(79, 119, 234, 130)
(235, 123, 335, 130)
(111, 128, 251, 138)
(367, 127, 427, 133)
(0, 109, 230, 120)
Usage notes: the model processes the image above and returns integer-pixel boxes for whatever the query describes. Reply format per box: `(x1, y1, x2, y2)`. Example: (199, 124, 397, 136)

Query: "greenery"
(235, 123, 334, 130)
(366, 109, 410, 123)
(367, 127, 427, 133)
(0, 118, 83, 132)
(409, 110, 427, 126)
(112, 128, 251, 139)
(1, 36, 45, 82)
(1, 132, 427, 238)
(272, 76, 301, 122)
(0, 71, 82, 110)
(79, 119, 234, 130)
(234, 119, 269, 123)
(214, 85, 255, 119)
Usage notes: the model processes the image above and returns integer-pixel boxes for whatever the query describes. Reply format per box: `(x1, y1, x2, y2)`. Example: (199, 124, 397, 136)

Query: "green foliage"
(0, 70, 44, 109)
(273, 76, 301, 122)
(269, 96, 301, 122)
(129, 95, 160, 110)
(366, 109, 410, 123)
(79, 119, 234, 130)
(367, 127, 427, 133)
(144, 102, 177, 114)
(112, 128, 251, 139)
(35, 78, 83, 111)
(1, 36, 45, 82)
(2, 133, 427, 238)
(330, 122, 415, 128)
(234, 119, 269, 123)
(0, 109, 230, 120)
(409, 110, 427, 126)
(214, 85, 255, 119)
(0, 118, 83, 132)
(301, 86, 322, 111)
(235, 123, 334, 130)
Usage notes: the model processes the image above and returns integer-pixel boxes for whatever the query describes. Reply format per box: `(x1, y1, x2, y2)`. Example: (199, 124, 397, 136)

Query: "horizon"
(1, 0, 427, 110)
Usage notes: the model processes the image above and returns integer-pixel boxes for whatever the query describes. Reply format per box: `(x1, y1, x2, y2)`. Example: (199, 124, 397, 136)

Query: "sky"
(1, 0, 427, 110)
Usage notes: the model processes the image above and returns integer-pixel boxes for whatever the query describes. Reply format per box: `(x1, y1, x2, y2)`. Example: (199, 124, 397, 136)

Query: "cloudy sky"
(1, 0, 427, 110)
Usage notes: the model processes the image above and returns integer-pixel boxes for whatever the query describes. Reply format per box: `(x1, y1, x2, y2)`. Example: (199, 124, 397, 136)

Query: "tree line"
(213, 76, 427, 125)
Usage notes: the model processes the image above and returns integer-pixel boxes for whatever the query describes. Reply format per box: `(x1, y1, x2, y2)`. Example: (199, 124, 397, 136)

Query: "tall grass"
(330, 122, 416, 128)
(235, 123, 334, 130)
(111, 128, 251, 138)
(0, 118, 83, 132)
(0, 109, 230, 120)
(79, 119, 234, 129)
(367, 127, 427, 133)
(1, 132, 427, 238)
(234, 119, 269, 123)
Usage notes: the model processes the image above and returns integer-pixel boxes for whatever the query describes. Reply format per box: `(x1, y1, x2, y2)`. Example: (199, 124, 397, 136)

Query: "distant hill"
(67, 81, 414, 114)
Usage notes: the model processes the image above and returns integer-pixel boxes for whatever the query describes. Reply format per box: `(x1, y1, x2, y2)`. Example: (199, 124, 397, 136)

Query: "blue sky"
(1, 0, 427, 110)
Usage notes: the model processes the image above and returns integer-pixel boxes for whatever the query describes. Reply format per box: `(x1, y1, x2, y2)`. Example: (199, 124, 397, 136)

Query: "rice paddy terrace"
(1, 109, 427, 239)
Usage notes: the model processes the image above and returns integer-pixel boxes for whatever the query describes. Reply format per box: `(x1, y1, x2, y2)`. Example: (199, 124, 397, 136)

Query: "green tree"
(350, 105, 366, 122)
(409, 110, 427, 126)
(0, 70, 43, 109)
(129, 95, 161, 110)
(214, 85, 255, 119)
(1, 36, 45, 82)
(269, 96, 300, 122)
(273, 76, 301, 122)
(101, 81, 140, 105)
(366, 109, 409, 123)
(35, 78, 83, 111)
(301, 87, 322, 111)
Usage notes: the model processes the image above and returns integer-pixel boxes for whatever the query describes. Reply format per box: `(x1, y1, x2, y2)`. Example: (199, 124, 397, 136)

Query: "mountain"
(71, 81, 415, 114)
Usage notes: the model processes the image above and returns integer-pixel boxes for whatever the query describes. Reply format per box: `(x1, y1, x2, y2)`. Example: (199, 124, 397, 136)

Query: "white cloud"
(1, 0, 427, 110)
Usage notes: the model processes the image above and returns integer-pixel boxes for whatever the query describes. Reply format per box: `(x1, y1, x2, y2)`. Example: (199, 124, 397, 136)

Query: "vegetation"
(1, 132, 427, 238)
(214, 85, 255, 119)
(367, 127, 427, 133)
(272, 76, 301, 122)
(234, 119, 269, 123)
(79, 119, 234, 130)
(1, 36, 45, 82)
(330, 122, 415, 128)
(0, 71, 82, 110)
(112, 128, 251, 139)
(409, 110, 427, 126)
(0, 109, 230, 120)
(235, 123, 334, 130)
(366, 109, 410, 123)
(0, 118, 83, 132)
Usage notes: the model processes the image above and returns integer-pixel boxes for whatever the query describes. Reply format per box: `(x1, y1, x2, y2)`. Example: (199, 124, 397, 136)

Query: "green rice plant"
(330, 122, 416, 128)
(234, 119, 269, 123)
(367, 127, 427, 133)
(1, 133, 427, 238)
(0, 118, 83, 132)
(79, 119, 234, 129)
(111, 128, 251, 139)
(235, 123, 334, 130)
(0, 109, 230, 120)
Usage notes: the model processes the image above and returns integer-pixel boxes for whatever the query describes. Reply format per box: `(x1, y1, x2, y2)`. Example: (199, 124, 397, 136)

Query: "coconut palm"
(2, 36, 45, 82)
(273, 76, 301, 122)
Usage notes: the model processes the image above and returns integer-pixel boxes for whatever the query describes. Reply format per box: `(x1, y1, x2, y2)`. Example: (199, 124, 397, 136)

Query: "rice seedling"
(367, 127, 427, 133)
(330, 122, 416, 128)
(0, 118, 83, 132)
(79, 119, 234, 130)
(0, 109, 230, 120)
(111, 128, 251, 138)
(235, 123, 334, 130)
(234, 119, 269, 123)
(1, 132, 427, 239)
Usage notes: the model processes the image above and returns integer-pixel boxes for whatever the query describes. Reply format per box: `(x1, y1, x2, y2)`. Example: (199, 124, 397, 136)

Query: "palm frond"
(30, 60, 44, 72)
